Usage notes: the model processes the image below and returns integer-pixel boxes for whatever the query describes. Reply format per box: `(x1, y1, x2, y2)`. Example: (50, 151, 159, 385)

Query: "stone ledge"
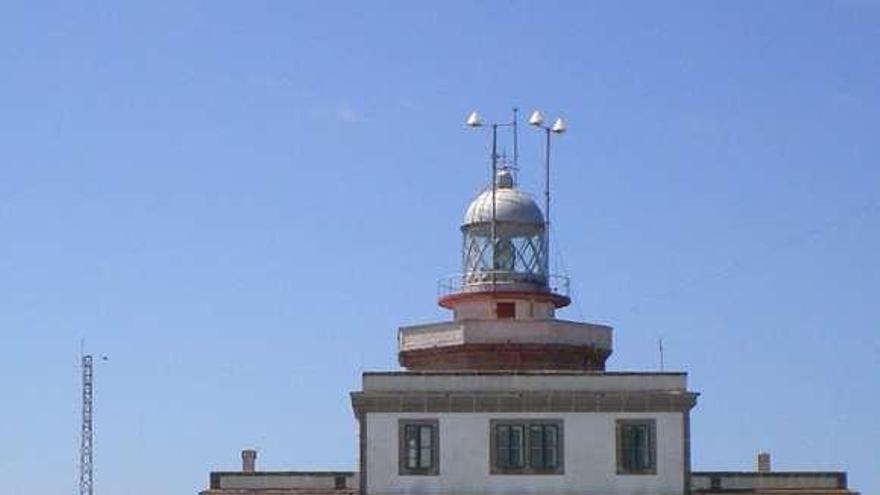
(362, 370, 687, 392)
(350, 390, 698, 414)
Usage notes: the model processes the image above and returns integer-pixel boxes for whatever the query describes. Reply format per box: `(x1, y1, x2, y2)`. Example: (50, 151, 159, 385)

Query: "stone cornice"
(350, 389, 698, 414)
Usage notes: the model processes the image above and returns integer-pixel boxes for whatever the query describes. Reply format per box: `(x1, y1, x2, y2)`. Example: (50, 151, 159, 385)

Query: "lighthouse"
(351, 111, 698, 495)
(398, 125, 612, 371)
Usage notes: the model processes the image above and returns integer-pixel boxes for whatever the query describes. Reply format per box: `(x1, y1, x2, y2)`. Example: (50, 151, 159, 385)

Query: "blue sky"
(1, 2, 878, 494)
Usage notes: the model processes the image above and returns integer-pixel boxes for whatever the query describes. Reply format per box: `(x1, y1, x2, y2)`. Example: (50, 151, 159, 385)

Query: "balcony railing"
(438, 271, 570, 298)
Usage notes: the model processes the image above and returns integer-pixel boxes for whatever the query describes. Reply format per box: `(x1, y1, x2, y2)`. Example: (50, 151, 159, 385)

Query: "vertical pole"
(544, 128, 551, 278)
(512, 108, 519, 171)
(659, 338, 665, 372)
(491, 124, 498, 289)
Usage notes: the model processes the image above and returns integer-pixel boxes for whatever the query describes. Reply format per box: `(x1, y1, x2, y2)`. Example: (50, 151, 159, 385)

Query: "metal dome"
(463, 187, 544, 226)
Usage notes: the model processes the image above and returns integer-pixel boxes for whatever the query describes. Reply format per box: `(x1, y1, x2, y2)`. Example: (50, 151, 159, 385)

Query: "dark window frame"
(398, 419, 440, 476)
(490, 419, 564, 475)
(496, 302, 516, 319)
(616, 418, 657, 475)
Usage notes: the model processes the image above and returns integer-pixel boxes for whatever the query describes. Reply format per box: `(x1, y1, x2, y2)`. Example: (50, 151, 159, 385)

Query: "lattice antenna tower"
(80, 353, 94, 495)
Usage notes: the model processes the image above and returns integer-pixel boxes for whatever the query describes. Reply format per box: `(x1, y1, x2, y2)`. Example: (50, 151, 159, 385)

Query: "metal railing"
(438, 271, 570, 298)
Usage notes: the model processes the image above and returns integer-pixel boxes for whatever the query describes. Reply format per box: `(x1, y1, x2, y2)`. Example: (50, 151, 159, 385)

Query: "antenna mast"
(464, 109, 520, 291)
(80, 354, 94, 495)
(659, 338, 665, 372)
(512, 107, 519, 170)
(490, 123, 498, 289)
(527, 110, 566, 280)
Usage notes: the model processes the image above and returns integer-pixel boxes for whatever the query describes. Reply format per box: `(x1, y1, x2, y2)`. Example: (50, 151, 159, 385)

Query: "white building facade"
(354, 372, 695, 495)
(351, 156, 698, 495)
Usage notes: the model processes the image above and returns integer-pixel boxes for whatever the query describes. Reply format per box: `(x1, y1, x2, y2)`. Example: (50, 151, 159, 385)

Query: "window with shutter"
(398, 419, 439, 475)
(491, 420, 563, 474)
(616, 419, 657, 475)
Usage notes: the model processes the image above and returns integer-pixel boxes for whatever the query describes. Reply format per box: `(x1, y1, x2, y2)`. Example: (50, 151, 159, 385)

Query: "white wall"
(451, 299, 556, 320)
(366, 412, 685, 495)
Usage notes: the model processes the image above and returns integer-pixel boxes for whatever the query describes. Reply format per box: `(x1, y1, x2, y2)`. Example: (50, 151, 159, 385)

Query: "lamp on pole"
(528, 110, 566, 278)
(465, 109, 519, 289)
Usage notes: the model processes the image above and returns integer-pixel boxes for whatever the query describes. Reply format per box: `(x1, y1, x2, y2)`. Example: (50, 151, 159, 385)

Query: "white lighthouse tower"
(398, 116, 612, 371)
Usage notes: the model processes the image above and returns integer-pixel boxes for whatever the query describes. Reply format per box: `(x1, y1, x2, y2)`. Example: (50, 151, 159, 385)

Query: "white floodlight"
(551, 117, 567, 134)
(465, 111, 483, 127)
(528, 110, 544, 127)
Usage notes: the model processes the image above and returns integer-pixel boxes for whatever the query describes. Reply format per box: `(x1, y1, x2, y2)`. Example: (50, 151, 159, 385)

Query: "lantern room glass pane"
(462, 231, 548, 286)
(494, 239, 515, 271)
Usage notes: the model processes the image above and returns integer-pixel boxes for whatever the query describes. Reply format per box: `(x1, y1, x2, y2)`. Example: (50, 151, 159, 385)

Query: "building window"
(616, 419, 657, 475)
(333, 475, 346, 489)
(496, 302, 516, 319)
(399, 419, 439, 475)
(491, 420, 563, 474)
